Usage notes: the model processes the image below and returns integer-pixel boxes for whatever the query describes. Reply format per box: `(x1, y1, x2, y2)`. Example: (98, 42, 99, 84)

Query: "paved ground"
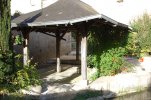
(21, 56, 151, 100)
(21, 63, 90, 100)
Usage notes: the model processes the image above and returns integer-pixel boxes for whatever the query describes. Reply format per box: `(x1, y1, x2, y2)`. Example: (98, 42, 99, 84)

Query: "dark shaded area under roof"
(11, 0, 128, 28)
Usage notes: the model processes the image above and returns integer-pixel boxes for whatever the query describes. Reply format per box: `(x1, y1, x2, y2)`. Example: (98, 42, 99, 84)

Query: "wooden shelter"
(11, 0, 128, 85)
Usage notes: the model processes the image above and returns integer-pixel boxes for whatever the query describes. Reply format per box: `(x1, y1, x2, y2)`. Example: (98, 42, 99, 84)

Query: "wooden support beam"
(55, 29, 67, 73)
(80, 23, 88, 85)
(81, 34, 87, 80)
(76, 32, 80, 61)
(56, 32, 61, 73)
(22, 30, 30, 66)
(60, 32, 66, 38)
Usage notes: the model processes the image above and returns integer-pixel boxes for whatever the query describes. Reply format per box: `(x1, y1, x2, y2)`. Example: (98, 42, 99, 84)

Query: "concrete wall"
(89, 56, 151, 98)
(13, 31, 72, 65)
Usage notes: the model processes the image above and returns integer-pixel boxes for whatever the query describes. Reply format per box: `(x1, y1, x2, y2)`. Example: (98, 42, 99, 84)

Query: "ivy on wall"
(87, 25, 130, 79)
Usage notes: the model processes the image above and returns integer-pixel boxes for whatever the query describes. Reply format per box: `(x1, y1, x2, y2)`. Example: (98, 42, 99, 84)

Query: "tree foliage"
(0, 0, 12, 51)
(0, 0, 15, 84)
(129, 13, 151, 57)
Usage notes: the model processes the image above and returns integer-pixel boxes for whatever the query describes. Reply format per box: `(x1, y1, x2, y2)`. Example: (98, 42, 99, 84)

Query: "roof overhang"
(11, 14, 128, 28)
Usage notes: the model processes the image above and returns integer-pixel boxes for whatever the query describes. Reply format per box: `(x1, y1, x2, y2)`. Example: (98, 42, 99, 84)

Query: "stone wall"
(89, 56, 151, 98)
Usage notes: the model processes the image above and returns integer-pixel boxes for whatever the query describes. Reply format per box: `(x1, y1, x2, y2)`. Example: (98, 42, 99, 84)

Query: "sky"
(11, 0, 151, 25)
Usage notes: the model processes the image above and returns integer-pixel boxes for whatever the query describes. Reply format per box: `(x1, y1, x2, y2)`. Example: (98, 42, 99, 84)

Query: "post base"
(80, 80, 89, 87)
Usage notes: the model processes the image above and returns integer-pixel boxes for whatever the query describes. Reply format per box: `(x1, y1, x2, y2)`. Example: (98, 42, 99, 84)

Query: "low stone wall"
(140, 56, 151, 72)
(90, 72, 151, 96)
(89, 56, 151, 97)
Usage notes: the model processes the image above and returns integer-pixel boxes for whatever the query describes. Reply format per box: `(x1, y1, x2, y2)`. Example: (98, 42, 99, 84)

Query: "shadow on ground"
(2, 88, 151, 100)
(0, 89, 116, 100)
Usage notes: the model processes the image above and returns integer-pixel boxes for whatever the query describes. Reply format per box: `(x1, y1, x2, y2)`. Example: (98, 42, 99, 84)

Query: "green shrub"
(0, 51, 41, 92)
(12, 57, 41, 89)
(99, 47, 127, 76)
(88, 47, 129, 77)
(0, 49, 14, 84)
(87, 25, 130, 79)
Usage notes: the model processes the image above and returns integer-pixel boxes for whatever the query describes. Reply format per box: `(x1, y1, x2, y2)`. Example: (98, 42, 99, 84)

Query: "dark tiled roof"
(11, 0, 128, 28)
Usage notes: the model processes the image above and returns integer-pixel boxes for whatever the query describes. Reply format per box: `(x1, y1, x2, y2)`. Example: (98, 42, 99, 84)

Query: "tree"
(0, 1, 41, 92)
(130, 13, 151, 57)
(0, 0, 12, 51)
(0, 0, 15, 85)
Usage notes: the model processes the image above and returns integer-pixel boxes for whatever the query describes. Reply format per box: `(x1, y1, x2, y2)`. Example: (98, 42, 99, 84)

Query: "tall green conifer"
(0, 0, 12, 51)
(0, 0, 14, 83)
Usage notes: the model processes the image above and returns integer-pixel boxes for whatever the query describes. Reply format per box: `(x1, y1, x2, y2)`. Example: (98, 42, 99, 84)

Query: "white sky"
(11, 0, 151, 25)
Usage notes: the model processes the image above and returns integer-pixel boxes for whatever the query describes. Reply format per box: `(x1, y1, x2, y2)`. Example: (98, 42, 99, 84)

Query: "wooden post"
(56, 32, 61, 73)
(80, 24, 88, 85)
(76, 32, 80, 61)
(22, 31, 30, 66)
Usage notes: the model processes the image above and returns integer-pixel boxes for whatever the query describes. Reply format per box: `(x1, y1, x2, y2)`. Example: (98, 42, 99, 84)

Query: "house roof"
(11, 0, 128, 28)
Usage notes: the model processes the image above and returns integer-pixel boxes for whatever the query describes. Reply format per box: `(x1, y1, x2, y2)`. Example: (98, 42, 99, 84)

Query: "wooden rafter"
(42, 32, 66, 41)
